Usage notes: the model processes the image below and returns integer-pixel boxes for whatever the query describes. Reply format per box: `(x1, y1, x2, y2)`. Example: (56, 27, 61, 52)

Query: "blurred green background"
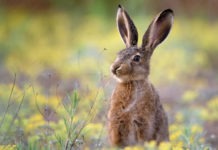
(0, 0, 218, 149)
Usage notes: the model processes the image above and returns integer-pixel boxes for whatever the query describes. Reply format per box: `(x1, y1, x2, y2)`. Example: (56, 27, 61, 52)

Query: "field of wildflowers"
(0, 1, 218, 150)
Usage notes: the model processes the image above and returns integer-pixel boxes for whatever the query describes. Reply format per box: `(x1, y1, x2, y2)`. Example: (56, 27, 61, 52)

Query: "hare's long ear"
(116, 5, 138, 48)
(142, 9, 173, 53)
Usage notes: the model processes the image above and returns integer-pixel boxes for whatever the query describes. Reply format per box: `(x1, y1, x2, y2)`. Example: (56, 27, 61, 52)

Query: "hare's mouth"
(111, 67, 127, 77)
(111, 64, 130, 75)
(111, 68, 131, 83)
(111, 67, 148, 82)
(112, 74, 131, 83)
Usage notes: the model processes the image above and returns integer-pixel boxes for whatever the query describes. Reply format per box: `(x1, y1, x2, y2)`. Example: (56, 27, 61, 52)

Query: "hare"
(108, 5, 174, 147)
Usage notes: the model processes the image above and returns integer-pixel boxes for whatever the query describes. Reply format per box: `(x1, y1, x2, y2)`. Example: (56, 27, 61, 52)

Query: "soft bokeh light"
(0, 0, 217, 149)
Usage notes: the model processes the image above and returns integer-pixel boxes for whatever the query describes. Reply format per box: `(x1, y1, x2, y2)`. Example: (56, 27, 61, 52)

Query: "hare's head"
(111, 5, 173, 83)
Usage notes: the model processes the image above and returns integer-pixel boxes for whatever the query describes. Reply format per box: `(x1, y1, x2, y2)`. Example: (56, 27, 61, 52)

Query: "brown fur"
(108, 81, 169, 147)
(108, 5, 173, 147)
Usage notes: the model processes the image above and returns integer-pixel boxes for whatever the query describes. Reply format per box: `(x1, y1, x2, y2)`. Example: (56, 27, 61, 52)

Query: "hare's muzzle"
(111, 63, 131, 77)
(111, 65, 120, 75)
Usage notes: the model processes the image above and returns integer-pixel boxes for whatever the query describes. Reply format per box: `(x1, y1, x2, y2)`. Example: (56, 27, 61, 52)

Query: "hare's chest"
(123, 89, 149, 113)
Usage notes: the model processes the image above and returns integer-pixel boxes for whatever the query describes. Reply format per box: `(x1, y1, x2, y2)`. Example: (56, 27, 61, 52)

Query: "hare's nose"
(111, 65, 120, 75)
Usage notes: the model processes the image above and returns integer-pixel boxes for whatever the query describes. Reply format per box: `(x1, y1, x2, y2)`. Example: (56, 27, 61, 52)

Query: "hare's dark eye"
(133, 55, 140, 62)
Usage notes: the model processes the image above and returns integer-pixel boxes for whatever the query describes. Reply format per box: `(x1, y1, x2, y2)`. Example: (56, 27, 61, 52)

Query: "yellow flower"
(207, 97, 218, 110)
(144, 140, 157, 149)
(124, 146, 132, 150)
(206, 97, 218, 121)
(172, 141, 184, 150)
(48, 96, 60, 108)
(0, 145, 16, 150)
(191, 124, 203, 134)
(182, 90, 198, 103)
(199, 108, 209, 120)
(158, 142, 171, 150)
(25, 113, 46, 133)
(82, 123, 103, 139)
(170, 129, 183, 141)
(49, 120, 66, 136)
(124, 145, 143, 150)
(172, 144, 183, 150)
(30, 94, 47, 106)
(169, 124, 178, 132)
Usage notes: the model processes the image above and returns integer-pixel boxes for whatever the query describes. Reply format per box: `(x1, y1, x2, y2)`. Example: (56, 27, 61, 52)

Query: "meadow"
(0, 3, 218, 150)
